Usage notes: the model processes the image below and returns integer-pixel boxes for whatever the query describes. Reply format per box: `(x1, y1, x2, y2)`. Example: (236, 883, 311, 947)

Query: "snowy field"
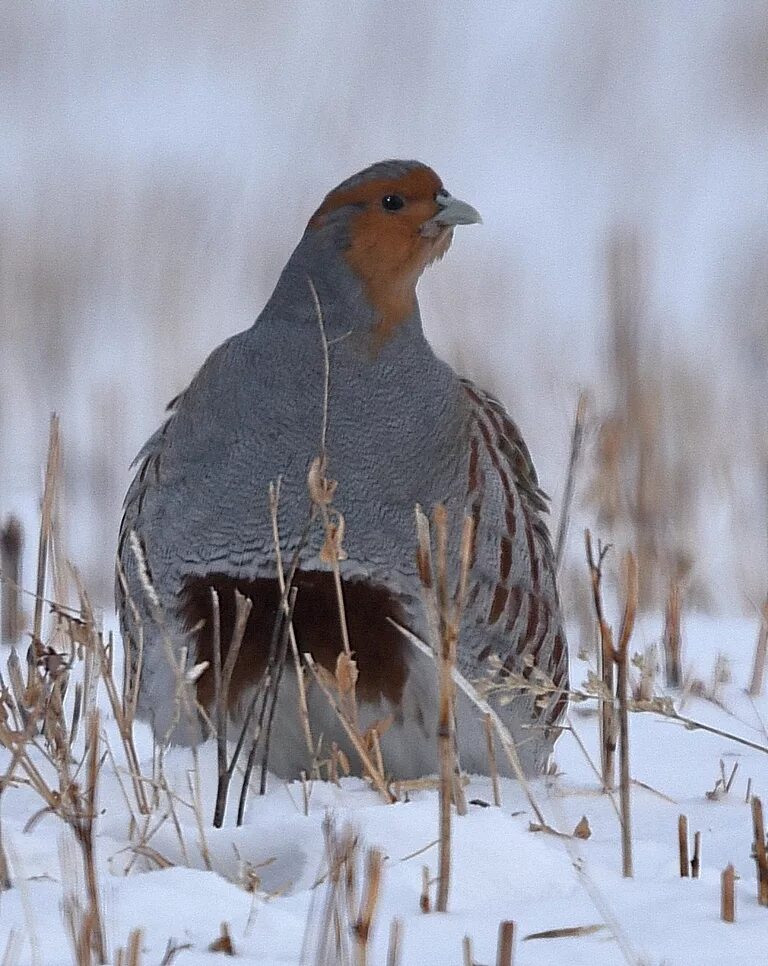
(0, 613, 765, 965)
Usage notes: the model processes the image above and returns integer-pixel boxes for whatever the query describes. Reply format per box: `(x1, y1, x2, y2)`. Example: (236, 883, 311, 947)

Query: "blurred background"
(1, 0, 766, 618)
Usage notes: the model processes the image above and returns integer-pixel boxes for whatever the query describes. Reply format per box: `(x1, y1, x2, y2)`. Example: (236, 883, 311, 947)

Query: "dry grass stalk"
(691, 830, 701, 879)
(678, 814, 689, 878)
(415, 505, 474, 913)
(721, 864, 736, 922)
(585, 530, 616, 791)
(483, 712, 501, 807)
(31, 414, 60, 661)
(555, 390, 588, 574)
(496, 920, 515, 966)
(395, 623, 549, 827)
(353, 848, 383, 966)
(208, 923, 235, 955)
(304, 818, 383, 966)
(748, 597, 768, 697)
(462, 934, 474, 966)
(751, 796, 768, 906)
(304, 655, 394, 803)
(258, 586, 299, 797)
(663, 575, 683, 689)
(115, 928, 143, 966)
(0, 516, 23, 645)
(386, 918, 403, 966)
(616, 552, 637, 878)
(208, 587, 253, 825)
(420, 865, 431, 913)
(523, 924, 604, 941)
(268, 479, 315, 761)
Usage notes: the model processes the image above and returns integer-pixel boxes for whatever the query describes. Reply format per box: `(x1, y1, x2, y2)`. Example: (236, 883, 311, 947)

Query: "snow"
(0, 614, 766, 964)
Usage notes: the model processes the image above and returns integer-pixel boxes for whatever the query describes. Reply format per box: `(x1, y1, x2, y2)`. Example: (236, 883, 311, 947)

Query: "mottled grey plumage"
(117, 160, 568, 778)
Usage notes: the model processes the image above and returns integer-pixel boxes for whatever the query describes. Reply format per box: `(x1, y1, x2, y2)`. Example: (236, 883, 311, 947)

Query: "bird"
(116, 159, 568, 780)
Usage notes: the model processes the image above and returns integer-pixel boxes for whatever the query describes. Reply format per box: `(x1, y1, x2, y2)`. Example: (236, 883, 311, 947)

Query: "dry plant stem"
(420, 866, 431, 913)
(555, 390, 588, 573)
(678, 814, 689, 877)
(211, 590, 254, 827)
(259, 587, 298, 795)
(304, 655, 394, 802)
(585, 530, 616, 791)
(616, 552, 637, 878)
(31, 414, 60, 659)
(386, 918, 403, 966)
(462, 935, 473, 966)
(496, 920, 516, 966)
(752, 796, 768, 906)
(269, 479, 314, 759)
(0, 516, 23, 646)
(115, 928, 143, 966)
(353, 848, 383, 966)
(483, 712, 501, 807)
(721, 864, 736, 922)
(395, 622, 548, 827)
(76, 711, 107, 965)
(415, 506, 475, 913)
(664, 575, 683, 688)
(748, 597, 768, 697)
(691, 830, 701, 879)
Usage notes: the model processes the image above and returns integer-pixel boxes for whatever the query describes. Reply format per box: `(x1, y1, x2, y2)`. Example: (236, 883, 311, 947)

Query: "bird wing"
(459, 378, 568, 729)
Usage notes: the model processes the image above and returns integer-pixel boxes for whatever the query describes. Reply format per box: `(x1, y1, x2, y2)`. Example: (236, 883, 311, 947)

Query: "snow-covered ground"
(0, 613, 765, 965)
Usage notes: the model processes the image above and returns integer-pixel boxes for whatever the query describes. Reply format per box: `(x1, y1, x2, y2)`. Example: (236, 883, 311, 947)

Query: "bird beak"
(421, 191, 482, 236)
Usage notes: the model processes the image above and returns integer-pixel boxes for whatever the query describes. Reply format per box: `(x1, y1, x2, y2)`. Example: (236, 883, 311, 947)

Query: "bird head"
(307, 160, 481, 346)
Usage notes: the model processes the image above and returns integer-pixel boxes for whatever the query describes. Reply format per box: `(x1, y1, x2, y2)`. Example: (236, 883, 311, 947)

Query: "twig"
(748, 597, 768, 697)
(212, 589, 254, 827)
(496, 920, 515, 966)
(0, 516, 23, 646)
(663, 575, 683, 689)
(394, 622, 549, 828)
(691, 830, 701, 879)
(555, 391, 588, 573)
(678, 814, 689, 878)
(721, 864, 735, 923)
(616, 552, 637, 877)
(585, 531, 615, 790)
(386, 918, 403, 966)
(304, 656, 394, 802)
(752, 796, 768, 906)
(483, 713, 501, 807)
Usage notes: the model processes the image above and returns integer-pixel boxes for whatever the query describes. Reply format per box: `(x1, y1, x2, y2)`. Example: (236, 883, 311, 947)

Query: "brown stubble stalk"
(616, 552, 637, 878)
(748, 597, 768, 697)
(691, 830, 701, 879)
(555, 390, 588, 574)
(721, 864, 736, 923)
(663, 574, 683, 689)
(353, 848, 383, 966)
(678, 814, 689, 878)
(303, 655, 394, 803)
(415, 505, 474, 913)
(386, 918, 403, 966)
(268, 479, 315, 762)
(22, 414, 62, 724)
(496, 920, 516, 966)
(211, 588, 253, 827)
(483, 712, 501, 808)
(0, 516, 23, 646)
(585, 530, 616, 790)
(752, 796, 768, 906)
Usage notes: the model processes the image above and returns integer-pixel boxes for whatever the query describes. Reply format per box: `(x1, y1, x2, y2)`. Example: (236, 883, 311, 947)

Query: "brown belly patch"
(180, 571, 411, 712)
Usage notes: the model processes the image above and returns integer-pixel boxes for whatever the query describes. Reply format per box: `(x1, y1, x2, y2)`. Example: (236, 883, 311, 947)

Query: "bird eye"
(381, 194, 405, 211)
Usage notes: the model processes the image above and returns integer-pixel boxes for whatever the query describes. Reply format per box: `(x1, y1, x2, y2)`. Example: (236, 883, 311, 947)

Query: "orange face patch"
(310, 167, 454, 345)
